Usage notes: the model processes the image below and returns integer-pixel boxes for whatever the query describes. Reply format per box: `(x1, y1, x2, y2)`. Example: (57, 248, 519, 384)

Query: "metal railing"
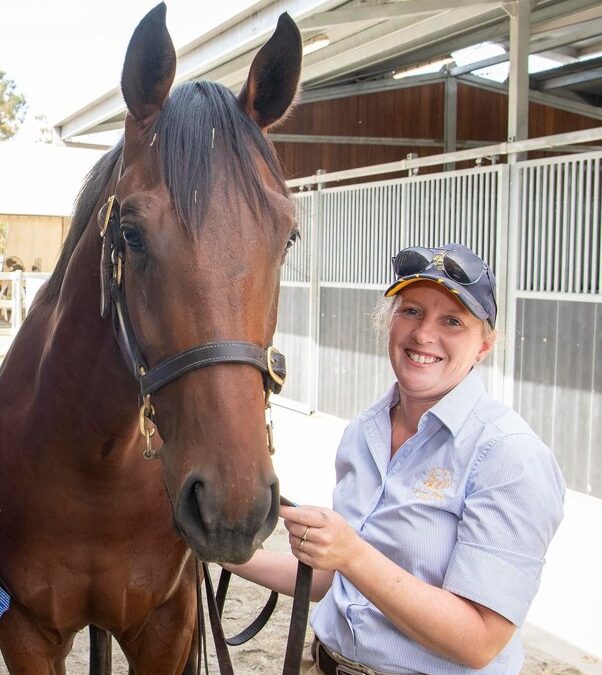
(0, 272, 51, 337)
(276, 126, 602, 414)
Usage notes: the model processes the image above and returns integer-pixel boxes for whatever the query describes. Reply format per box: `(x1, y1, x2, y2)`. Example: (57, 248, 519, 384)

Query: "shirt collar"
(428, 368, 486, 436)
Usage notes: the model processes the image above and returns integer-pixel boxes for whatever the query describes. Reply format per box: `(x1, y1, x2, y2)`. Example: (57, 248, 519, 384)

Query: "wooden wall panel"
(457, 85, 508, 141)
(457, 82, 600, 140)
(272, 81, 600, 180)
(276, 83, 445, 138)
(273, 142, 441, 183)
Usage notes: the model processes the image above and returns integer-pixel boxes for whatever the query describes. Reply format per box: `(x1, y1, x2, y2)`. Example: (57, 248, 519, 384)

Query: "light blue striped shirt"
(311, 369, 565, 675)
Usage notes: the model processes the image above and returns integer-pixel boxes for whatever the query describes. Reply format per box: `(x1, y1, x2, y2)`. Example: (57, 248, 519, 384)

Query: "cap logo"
(432, 253, 445, 270)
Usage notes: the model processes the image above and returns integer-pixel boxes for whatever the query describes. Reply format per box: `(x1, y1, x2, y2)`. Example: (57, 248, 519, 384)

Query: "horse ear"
(121, 2, 176, 124)
(238, 13, 302, 130)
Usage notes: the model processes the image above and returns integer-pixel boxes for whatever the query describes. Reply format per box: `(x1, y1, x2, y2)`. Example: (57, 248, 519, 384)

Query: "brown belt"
(314, 639, 405, 675)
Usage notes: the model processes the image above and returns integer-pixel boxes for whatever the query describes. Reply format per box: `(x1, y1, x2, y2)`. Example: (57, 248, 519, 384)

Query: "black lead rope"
(197, 497, 313, 675)
(216, 570, 279, 646)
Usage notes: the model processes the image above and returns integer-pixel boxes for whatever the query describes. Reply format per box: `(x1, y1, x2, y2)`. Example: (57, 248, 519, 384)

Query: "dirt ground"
(0, 524, 589, 674)
(1, 589, 584, 675)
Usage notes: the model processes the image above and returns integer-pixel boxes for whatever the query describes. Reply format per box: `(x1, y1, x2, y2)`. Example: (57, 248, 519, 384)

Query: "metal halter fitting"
(98, 194, 286, 459)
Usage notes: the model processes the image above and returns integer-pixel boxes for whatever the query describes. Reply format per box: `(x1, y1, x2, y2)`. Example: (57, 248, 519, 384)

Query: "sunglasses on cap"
(391, 246, 488, 286)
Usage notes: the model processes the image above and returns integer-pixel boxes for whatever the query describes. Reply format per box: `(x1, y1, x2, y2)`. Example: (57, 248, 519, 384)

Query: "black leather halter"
(98, 194, 286, 457)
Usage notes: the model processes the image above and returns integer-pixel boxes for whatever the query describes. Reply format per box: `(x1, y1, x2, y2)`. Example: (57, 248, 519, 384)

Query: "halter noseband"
(98, 194, 286, 459)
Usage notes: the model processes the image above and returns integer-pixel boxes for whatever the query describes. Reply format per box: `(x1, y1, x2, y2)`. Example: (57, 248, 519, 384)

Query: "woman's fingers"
(280, 504, 328, 525)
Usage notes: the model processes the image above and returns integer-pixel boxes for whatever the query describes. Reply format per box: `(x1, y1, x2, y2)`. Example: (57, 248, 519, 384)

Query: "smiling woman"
(224, 242, 566, 675)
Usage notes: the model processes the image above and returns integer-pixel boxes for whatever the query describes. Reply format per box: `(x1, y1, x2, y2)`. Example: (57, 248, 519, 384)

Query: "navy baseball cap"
(384, 244, 497, 327)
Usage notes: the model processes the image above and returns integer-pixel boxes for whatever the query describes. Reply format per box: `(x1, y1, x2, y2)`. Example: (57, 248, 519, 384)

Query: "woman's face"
(388, 281, 493, 403)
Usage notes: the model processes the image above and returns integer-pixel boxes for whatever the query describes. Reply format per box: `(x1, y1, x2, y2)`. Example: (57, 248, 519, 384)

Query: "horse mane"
(38, 140, 124, 303)
(154, 80, 288, 234)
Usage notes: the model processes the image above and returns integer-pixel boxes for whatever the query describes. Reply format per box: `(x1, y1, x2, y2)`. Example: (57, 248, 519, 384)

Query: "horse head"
(112, 3, 301, 563)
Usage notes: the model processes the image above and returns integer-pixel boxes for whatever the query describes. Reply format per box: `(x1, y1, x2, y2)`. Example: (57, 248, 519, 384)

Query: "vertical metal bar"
(554, 163, 563, 292)
(560, 160, 570, 292)
(307, 189, 322, 413)
(450, 175, 457, 244)
(323, 193, 330, 283)
(445, 176, 452, 245)
(461, 175, 468, 245)
(525, 166, 534, 291)
(342, 191, 348, 284)
(411, 180, 416, 246)
(518, 166, 527, 290)
(500, 164, 516, 405)
(540, 164, 548, 291)
(401, 180, 408, 252)
(384, 186, 390, 279)
(359, 187, 364, 281)
(568, 161, 577, 293)
(368, 185, 373, 279)
(418, 179, 423, 245)
(591, 157, 602, 293)
(582, 159, 592, 292)
(371, 186, 378, 284)
(546, 164, 555, 292)
(474, 172, 482, 251)
(424, 180, 437, 246)
(575, 159, 585, 293)
(480, 172, 487, 259)
(533, 165, 541, 291)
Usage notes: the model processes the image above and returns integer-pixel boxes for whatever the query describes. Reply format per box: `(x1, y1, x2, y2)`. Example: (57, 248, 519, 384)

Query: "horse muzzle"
(171, 471, 280, 563)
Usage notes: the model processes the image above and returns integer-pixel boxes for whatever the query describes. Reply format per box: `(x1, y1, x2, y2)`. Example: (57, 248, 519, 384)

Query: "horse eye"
(285, 230, 300, 252)
(121, 226, 144, 250)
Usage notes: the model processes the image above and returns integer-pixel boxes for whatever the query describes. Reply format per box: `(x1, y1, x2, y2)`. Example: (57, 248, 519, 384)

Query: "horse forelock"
(154, 80, 288, 235)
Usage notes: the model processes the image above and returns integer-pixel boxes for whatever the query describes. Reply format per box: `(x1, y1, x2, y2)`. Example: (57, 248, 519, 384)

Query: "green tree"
(0, 71, 27, 140)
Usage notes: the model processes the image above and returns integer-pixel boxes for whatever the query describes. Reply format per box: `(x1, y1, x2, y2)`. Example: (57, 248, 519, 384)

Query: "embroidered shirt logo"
(415, 467, 453, 501)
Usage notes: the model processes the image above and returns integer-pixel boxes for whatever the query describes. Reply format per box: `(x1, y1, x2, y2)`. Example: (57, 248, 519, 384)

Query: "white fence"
(0, 272, 50, 338)
(274, 126, 602, 504)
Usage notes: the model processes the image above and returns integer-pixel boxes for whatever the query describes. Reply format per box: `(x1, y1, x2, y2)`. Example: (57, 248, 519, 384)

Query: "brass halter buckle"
(139, 390, 158, 460)
(266, 346, 285, 388)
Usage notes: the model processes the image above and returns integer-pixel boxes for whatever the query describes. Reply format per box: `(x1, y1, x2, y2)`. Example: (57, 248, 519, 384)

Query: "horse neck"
(32, 221, 141, 450)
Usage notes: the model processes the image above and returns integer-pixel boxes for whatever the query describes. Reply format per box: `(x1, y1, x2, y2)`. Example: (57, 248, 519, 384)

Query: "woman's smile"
(405, 349, 442, 365)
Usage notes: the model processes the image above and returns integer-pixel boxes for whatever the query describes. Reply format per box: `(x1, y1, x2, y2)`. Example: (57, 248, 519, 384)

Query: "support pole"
(506, 0, 531, 156)
(444, 76, 458, 171)
(307, 170, 325, 414)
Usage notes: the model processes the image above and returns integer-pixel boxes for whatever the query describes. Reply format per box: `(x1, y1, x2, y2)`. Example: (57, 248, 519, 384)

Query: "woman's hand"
(280, 504, 362, 572)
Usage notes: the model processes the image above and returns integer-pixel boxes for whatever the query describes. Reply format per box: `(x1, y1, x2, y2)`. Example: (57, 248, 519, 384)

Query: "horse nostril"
(191, 479, 212, 530)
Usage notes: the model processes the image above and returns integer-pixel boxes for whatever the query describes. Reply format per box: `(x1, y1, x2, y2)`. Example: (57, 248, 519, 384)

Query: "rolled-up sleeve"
(442, 433, 565, 626)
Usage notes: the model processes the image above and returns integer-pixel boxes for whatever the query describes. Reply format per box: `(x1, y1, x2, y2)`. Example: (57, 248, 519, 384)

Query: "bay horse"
(0, 4, 301, 673)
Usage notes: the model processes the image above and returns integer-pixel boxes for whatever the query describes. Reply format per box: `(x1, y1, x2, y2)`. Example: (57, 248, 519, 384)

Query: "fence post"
(11, 271, 23, 333)
(306, 170, 325, 414)
(496, 163, 520, 407)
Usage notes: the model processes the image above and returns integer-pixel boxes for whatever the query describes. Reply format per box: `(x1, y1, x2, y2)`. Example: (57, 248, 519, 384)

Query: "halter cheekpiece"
(98, 193, 286, 459)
